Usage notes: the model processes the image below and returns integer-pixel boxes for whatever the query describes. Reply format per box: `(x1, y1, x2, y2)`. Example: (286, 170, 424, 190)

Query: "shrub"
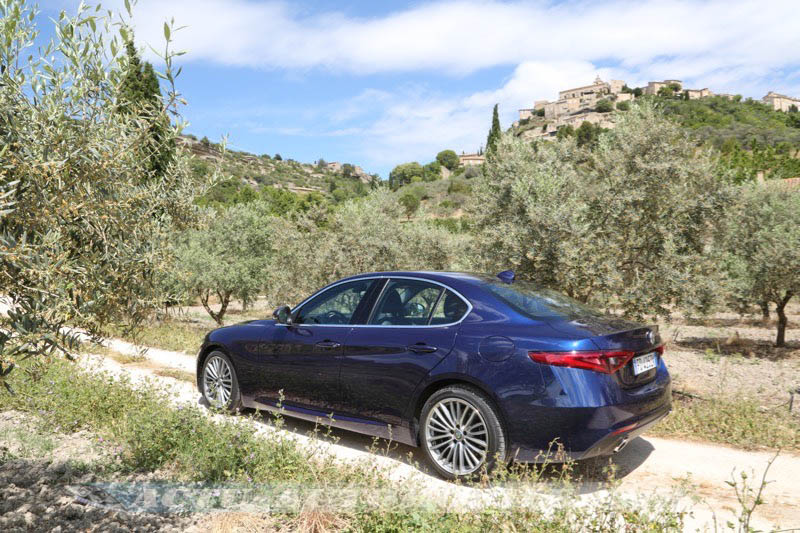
(616, 100, 631, 111)
(575, 121, 603, 149)
(389, 162, 424, 189)
(423, 161, 442, 181)
(447, 179, 472, 195)
(463, 166, 481, 179)
(595, 99, 613, 113)
(399, 192, 421, 219)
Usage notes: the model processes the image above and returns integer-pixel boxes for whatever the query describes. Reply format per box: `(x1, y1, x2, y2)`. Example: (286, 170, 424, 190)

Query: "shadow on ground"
(675, 336, 799, 360)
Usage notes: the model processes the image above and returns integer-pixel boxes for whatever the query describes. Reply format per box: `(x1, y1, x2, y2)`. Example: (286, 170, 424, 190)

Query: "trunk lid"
(548, 318, 663, 387)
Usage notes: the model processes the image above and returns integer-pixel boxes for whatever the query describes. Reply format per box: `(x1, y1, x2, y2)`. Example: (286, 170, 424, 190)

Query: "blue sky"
(46, 0, 800, 177)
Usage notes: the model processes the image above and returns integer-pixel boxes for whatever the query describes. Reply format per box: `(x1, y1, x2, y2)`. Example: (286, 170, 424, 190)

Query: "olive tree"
(469, 102, 731, 319)
(267, 190, 468, 305)
(0, 1, 205, 390)
(722, 185, 800, 346)
(175, 202, 275, 324)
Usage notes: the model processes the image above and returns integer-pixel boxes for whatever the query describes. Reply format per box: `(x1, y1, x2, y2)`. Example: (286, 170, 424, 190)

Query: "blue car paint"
(197, 271, 671, 461)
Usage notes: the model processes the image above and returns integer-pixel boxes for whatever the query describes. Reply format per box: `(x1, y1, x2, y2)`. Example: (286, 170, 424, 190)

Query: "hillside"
(512, 94, 800, 182)
(179, 135, 379, 206)
(659, 95, 800, 147)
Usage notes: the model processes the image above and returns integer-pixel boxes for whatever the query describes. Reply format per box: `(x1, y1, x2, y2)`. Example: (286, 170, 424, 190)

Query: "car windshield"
(478, 277, 606, 320)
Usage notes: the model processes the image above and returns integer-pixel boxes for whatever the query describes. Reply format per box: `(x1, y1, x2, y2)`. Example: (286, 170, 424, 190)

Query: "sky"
(46, 0, 800, 177)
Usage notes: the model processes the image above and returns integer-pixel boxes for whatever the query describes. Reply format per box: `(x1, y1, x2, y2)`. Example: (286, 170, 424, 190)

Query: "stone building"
(518, 77, 626, 123)
(762, 91, 800, 112)
(518, 108, 535, 121)
(685, 88, 713, 99)
(458, 153, 485, 167)
(644, 79, 683, 95)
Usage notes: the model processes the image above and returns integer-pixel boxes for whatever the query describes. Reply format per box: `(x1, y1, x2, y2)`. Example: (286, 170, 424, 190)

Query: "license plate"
(632, 352, 657, 375)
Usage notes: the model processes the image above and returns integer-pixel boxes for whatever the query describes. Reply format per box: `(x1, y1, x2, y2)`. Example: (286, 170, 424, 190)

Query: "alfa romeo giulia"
(196, 271, 671, 479)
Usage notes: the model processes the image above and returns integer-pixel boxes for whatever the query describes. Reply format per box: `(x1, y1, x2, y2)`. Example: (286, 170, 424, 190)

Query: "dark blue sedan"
(196, 271, 671, 479)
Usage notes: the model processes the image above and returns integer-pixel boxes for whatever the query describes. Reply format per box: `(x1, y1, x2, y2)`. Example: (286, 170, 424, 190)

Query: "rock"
(24, 511, 36, 527)
(64, 503, 84, 519)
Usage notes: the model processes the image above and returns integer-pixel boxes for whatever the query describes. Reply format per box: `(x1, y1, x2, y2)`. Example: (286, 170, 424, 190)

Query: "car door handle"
(407, 343, 437, 354)
(315, 340, 341, 349)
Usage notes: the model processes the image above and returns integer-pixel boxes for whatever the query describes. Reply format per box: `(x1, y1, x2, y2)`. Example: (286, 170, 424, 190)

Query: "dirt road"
(79, 337, 800, 532)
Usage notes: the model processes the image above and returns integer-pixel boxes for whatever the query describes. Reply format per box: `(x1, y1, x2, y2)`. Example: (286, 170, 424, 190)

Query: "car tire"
(419, 384, 507, 480)
(201, 350, 242, 413)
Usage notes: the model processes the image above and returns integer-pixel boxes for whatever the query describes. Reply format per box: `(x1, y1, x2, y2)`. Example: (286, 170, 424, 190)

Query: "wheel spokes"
(425, 398, 489, 476)
(204, 356, 233, 408)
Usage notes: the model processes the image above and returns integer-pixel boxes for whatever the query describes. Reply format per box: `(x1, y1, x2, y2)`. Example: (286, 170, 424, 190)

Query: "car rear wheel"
(420, 385, 506, 480)
(202, 351, 241, 412)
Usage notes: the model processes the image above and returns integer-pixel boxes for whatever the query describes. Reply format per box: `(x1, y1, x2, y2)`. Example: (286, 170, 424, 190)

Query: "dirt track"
(79, 336, 800, 532)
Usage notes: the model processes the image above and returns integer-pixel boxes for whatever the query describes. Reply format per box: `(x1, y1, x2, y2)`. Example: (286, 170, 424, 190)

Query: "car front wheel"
(201, 350, 241, 412)
(420, 385, 506, 480)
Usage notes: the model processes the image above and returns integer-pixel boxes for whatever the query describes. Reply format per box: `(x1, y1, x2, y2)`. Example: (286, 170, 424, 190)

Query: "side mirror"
(273, 305, 293, 325)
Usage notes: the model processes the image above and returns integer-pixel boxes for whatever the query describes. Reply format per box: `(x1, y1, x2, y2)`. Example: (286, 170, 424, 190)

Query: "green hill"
(179, 135, 379, 207)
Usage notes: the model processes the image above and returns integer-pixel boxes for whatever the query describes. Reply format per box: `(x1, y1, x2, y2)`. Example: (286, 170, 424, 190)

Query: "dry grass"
(203, 512, 276, 533)
(285, 506, 350, 533)
(110, 320, 208, 354)
(152, 368, 195, 383)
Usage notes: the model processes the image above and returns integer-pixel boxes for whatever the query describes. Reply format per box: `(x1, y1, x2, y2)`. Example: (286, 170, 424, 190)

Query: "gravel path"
(75, 337, 800, 531)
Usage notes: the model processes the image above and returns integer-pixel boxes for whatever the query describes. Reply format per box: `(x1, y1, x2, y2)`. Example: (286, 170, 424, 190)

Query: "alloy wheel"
(203, 355, 233, 408)
(424, 398, 488, 476)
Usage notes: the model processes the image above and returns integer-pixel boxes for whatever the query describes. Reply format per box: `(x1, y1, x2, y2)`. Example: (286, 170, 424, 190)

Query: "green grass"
(649, 394, 800, 450)
(0, 360, 691, 531)
(1, 359, 375, 485)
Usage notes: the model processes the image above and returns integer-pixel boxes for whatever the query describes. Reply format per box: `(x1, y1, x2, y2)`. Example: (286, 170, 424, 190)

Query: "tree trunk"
(775, 293, 793, 348)
(214, 290, 232, 325)
(199, 289, 232, 325)
(760, 301, 770, 321)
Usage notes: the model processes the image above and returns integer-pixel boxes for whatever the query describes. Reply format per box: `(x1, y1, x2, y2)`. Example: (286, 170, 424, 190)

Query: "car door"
(252, 278, 378, 414)
(339, 278, 470, 428)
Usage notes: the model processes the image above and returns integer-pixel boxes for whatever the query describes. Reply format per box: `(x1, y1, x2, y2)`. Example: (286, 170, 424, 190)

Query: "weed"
(650, 396, 800, 450)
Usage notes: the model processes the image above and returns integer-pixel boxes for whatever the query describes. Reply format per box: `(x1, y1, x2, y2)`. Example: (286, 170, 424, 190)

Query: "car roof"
(339, 271, 489, 286)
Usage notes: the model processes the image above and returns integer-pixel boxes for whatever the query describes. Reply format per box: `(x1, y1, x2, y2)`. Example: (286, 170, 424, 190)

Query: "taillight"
(528, 349, 635, 374)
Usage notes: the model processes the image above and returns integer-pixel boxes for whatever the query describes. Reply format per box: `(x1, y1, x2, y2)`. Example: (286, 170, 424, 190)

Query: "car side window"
(369, 279, 443, 326)
(429, 289, 469, 325)
(294, 280, 374, 325)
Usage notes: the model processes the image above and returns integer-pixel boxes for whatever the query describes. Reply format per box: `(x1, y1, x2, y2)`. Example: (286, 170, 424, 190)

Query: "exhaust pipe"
(613, 438, 629, 454)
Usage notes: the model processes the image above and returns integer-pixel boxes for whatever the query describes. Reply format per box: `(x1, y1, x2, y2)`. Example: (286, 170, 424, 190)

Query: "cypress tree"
(117, 39, 174, 180)
(486, 104, 501, 157)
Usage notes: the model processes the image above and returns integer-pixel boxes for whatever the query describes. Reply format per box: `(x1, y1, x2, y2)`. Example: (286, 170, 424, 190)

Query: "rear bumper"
(573, 401, 671, 459)
(508, 366, 672, 463)
(511, 400, 671, 463)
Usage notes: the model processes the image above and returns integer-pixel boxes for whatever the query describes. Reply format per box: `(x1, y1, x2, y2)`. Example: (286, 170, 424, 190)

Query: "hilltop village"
(512, 77, 800, 141)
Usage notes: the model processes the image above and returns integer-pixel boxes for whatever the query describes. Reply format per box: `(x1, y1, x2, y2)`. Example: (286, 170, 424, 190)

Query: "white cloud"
(125, 0, 799, 84)
(110, 0, 800, 169)
(345, 60, 604, 166)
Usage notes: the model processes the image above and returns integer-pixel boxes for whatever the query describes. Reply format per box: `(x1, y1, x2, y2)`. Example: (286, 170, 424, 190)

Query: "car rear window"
(478, 278, 605, 320)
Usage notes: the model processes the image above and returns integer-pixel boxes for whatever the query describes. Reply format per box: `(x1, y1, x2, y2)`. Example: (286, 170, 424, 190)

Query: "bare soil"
(0, 411, 198, 533)
(662, 304, 800, 406)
